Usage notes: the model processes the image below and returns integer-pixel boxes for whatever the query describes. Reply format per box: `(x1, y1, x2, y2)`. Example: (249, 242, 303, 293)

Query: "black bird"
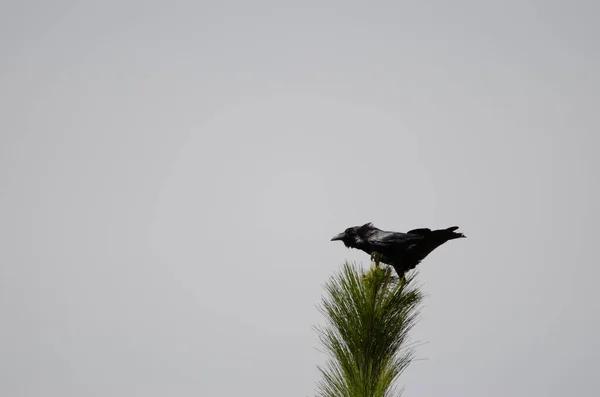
(330, 222, 465, 278)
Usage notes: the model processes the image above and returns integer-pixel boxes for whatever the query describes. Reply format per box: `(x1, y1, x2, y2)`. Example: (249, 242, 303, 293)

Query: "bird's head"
(330, 222, 374, 248)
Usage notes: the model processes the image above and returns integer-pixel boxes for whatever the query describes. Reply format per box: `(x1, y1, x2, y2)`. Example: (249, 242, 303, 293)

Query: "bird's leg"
(370, 252, 382, 268)
(399, 271, 407, 284)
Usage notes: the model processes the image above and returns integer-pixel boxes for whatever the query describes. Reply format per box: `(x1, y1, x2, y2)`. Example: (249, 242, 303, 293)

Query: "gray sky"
(1, 1, 598, 396)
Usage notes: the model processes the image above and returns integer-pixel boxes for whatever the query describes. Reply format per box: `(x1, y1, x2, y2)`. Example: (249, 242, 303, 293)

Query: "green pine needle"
(315, 262, 424, 397)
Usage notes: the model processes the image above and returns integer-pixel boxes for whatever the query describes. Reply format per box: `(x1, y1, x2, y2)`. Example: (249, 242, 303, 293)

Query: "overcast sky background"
(1, 1, 599, 396)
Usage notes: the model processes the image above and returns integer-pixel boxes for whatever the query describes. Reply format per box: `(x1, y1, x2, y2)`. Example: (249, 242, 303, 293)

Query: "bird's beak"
(331, 232, 345, 241)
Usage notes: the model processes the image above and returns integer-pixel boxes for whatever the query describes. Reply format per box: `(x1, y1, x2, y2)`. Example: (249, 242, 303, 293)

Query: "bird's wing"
(369, 230, 422, 247)
(407, 228, 432, 236)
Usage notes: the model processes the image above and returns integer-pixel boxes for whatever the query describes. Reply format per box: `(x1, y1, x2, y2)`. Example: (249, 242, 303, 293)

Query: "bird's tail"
(436, 226, 466, 240)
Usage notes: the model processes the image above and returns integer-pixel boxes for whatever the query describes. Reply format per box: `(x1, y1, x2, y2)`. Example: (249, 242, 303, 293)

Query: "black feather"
(331, 223, 465, 278)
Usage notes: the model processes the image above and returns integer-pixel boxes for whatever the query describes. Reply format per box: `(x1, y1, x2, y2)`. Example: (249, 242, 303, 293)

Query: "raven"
(330, 222, 465, 278)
